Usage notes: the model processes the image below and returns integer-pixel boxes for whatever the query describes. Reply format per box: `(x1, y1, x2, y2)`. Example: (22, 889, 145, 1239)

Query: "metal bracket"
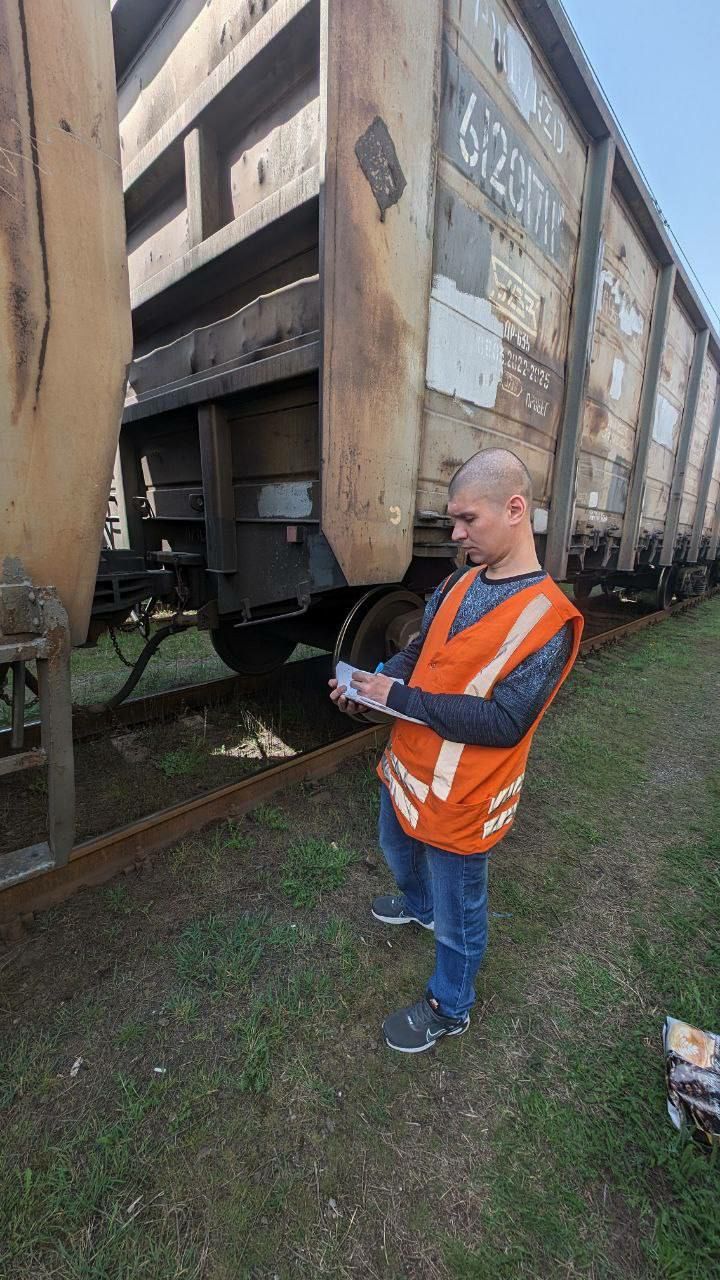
(232, 582, 312, 630)
(0, 581, 75, 891)
(0, 584, 44, 636)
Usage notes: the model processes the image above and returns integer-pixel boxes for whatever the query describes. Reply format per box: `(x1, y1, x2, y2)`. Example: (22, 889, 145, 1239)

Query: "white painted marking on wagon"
(597, 269, 644, 338)
(609, 357, 625, 402)
(426, 274, 503, 410)
(489, 256, 540, 339)
(652, 394, 680, 449)
(505, 25, 536, 123)
(459, 93, 480, 168)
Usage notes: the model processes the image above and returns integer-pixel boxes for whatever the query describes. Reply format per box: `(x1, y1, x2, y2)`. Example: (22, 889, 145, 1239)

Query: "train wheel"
(210, 624, 296, 675)
(333, 587, 424, 723)
(656, 566, 675, 611)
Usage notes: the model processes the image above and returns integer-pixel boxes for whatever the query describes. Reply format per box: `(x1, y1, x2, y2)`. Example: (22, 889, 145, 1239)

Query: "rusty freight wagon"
(3, 0, 720, 886)
(103, 0, 720, 672)
(0, 0, 131, 886)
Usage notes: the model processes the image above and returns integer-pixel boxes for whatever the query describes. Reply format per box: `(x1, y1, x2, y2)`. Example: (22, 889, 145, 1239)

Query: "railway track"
(0, 654, 332, 759)
(0, 591, 715, 935)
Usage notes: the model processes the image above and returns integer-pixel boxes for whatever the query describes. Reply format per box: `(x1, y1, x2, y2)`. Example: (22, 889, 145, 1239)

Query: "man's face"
(447, 487, 513, 565)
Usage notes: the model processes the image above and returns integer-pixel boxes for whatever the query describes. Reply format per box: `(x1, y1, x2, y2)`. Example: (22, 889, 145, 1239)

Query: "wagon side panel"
(417, 0, 587, 539)
(575, 193, 657, 548)
(319, 0, 442, 585)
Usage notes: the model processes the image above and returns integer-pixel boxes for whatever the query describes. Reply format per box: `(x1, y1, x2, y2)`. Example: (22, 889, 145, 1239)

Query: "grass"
(447, 792, 720, 1278)
(251, 803, 290, 831)
(282, 836, 357, 907)
(1, 601, 719, 1277)
(104, 884, 133, 915)
(157, 745, 208, 778)
(174, 913, 265, 992)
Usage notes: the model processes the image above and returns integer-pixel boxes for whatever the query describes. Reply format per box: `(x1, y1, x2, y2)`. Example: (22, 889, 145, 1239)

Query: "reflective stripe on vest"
(381, 753, 419, 829)
(488, 771, 525, 815)
(483, 800, 519, 840)
(430, 593, 552, 801)
(387, 748, 429, 803)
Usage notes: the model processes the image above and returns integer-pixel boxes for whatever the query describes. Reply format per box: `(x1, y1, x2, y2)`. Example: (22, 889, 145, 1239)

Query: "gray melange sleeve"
(386, 622, 574, 746)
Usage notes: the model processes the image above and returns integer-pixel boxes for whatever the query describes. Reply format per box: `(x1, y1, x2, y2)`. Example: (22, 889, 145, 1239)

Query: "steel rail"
(0, 724, 387, 931)
(578, 590, 716, 655)
(0, 591, 717, 935)
(0, 655, 331, 758)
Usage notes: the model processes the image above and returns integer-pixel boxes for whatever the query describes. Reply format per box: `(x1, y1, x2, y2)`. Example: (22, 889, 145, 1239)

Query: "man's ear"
(507, 494, 527, 524)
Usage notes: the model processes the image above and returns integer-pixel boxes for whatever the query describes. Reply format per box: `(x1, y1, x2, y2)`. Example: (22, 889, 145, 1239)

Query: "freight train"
(2, 0, 720, 884)
(99, 0, 720, 677)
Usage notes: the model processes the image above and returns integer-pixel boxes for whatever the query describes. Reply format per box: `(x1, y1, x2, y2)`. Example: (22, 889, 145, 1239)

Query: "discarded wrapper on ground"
(663, 1017, 720, 1145)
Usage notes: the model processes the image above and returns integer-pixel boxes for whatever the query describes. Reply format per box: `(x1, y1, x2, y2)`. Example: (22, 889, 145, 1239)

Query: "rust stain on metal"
(354, 116, 407, 221)
(0, 2, 45, 420)
(1, 0, 132, 644)
(321, 0, 441, 585)
(17, 0, 51, 406)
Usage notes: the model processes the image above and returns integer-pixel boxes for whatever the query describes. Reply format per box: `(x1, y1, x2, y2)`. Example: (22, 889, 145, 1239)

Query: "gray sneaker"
(371, 894, 434, 930)
(383, 995, 470, 1054)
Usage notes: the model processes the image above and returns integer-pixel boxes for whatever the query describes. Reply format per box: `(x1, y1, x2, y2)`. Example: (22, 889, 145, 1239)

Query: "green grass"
(441, 610, 720, 1279)
(447, 795, 720, 1278)
(0, 912, 350, 1276)
(116, 1019, 147, 1048)
(174, 912, 265, 992)
(157, 745, 207, 778)
(251, 803, 290, 831)
(2, 601, 720, 1278)
(282, 836, 357, 907)
(104, 884, 133, 914)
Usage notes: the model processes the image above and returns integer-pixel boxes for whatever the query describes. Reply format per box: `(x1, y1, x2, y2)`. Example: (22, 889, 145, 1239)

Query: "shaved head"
(449, 449, 533, 507)
(446, 448, 540, 573)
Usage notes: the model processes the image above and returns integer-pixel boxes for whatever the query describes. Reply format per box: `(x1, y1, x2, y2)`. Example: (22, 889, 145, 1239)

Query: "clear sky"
(560, 0, 720, 331)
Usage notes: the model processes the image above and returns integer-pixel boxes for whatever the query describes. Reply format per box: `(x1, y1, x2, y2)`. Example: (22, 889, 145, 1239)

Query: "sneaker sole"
(384, 1019, 470, 1054)
(371, 909, 434, 931)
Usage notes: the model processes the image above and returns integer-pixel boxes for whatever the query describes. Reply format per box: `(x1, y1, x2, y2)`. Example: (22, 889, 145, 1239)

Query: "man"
(330, 448, 583, 1053)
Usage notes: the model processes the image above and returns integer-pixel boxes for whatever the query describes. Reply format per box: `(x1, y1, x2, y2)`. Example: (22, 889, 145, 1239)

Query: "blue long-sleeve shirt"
(382, 568, 573, 748)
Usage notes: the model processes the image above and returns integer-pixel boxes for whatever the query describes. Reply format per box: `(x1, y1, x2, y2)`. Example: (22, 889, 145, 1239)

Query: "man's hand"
(349, 671, 395, 706)
(328, 677, 366, 716)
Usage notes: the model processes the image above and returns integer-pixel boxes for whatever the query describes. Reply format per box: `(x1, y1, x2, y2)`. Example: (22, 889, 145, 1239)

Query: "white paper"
(334, 662, 425, 725)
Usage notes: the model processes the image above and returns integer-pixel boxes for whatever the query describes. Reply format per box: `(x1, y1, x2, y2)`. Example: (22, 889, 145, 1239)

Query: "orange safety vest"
(377, 568, 583, 855)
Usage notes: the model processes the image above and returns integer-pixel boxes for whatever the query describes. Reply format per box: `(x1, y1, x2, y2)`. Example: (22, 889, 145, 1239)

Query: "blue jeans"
(378, 786, 489, 1019)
